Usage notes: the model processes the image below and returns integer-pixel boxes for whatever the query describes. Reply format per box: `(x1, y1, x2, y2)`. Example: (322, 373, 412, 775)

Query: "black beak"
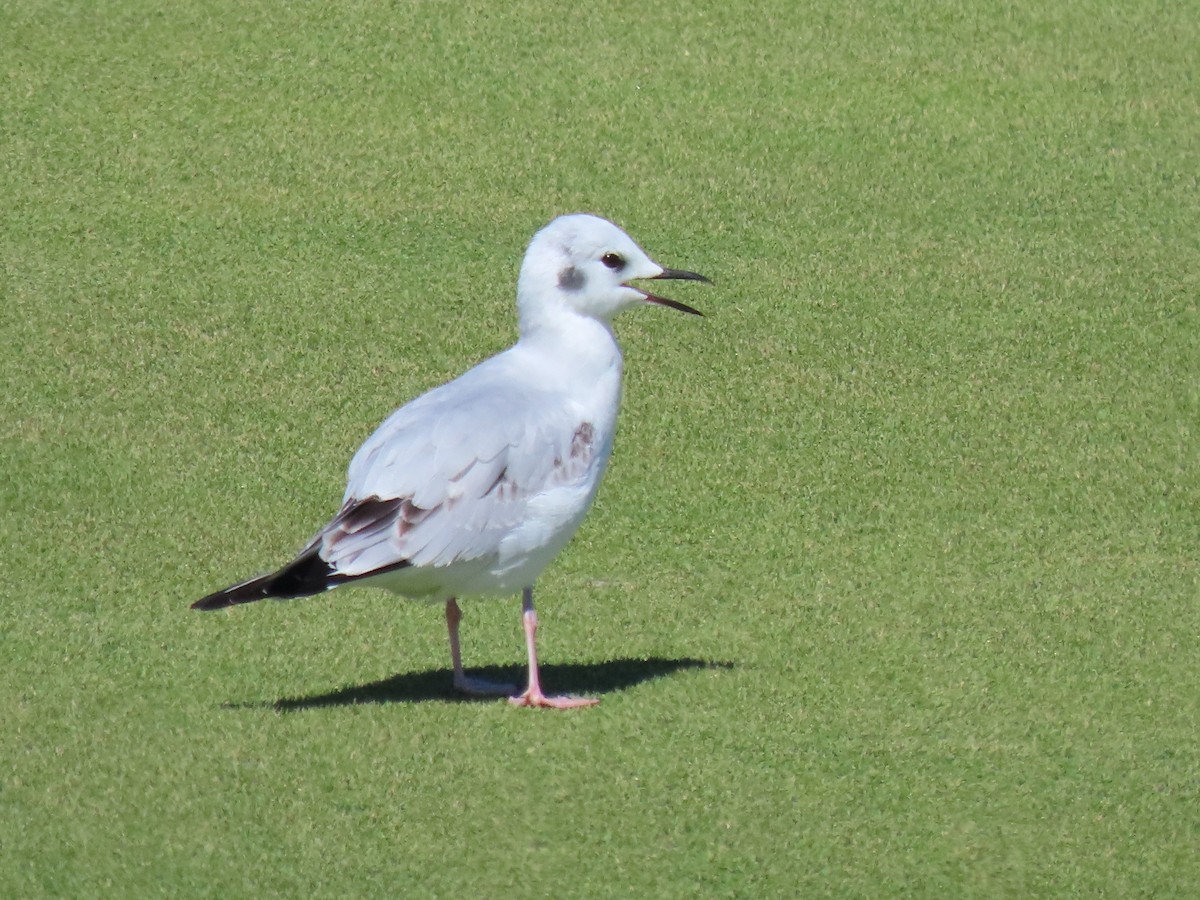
(641, 267, 711, 316)
(654, 267, 712, 285)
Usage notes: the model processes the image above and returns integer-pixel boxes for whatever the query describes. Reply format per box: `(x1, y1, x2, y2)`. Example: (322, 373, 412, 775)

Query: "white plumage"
(194, 213, 709, 708)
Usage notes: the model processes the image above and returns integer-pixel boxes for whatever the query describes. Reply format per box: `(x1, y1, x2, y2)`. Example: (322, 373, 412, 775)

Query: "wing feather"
(318, 356, 599, 579)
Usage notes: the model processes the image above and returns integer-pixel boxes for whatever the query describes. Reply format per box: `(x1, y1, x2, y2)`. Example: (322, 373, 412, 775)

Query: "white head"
(516, 214, 709, 333)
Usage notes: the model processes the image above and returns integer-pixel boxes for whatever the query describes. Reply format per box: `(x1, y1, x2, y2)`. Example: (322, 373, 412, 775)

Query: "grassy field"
(3, 0, 1197, 894)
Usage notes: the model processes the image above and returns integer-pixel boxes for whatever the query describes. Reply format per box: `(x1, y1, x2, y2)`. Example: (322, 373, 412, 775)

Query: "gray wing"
(315, 363, 598, 577)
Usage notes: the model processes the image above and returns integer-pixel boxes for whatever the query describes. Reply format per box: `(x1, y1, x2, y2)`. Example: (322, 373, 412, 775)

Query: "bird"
(192, 213, 710, 708)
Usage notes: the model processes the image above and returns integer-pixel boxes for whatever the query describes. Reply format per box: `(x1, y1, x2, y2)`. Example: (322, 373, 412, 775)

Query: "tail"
(192, 546, 338, 611)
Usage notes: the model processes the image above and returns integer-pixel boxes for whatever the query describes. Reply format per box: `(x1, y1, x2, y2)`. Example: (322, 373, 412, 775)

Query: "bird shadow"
(238, 657, 732, 712)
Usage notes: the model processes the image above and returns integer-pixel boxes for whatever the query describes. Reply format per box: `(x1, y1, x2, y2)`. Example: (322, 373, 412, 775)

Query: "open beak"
(638, 267, 712, 317)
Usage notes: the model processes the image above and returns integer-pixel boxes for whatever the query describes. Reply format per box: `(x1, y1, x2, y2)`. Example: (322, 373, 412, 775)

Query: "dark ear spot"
(558, 265, 585, 291)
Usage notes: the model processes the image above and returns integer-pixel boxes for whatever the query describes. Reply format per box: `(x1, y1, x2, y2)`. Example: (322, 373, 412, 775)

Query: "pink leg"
(508, 587, 599, 709)
(445, 598, 515, 696)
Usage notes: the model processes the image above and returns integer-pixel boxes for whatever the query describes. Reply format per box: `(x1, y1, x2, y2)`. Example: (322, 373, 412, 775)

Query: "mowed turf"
(2, 0, 1197, 895)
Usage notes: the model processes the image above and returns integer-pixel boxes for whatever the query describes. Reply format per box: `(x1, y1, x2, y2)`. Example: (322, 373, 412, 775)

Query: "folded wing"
(317, 373, 598, 578)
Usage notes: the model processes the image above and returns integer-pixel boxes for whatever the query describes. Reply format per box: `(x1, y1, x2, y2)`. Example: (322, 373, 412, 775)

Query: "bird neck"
(516, 308, 624, 383)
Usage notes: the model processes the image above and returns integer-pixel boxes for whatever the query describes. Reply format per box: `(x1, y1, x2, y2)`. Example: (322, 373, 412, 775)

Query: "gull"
(192, 214, 710, 708)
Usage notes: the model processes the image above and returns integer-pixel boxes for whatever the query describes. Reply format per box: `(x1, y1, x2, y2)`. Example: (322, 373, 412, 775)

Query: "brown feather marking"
(483, 466, 512, 500)
(570, 422, 595, 461)
(397, 497, 438, 537)
(546, 421, 596, 486)
(336, 496, 403, 535)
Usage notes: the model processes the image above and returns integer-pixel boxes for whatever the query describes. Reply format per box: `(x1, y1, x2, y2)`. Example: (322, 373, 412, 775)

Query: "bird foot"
(453, 674, 518, 696)
(508, 689, 600, 709)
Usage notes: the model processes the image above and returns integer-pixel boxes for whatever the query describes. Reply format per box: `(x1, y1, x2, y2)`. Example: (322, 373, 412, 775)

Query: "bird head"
(517, 214, 710, 330)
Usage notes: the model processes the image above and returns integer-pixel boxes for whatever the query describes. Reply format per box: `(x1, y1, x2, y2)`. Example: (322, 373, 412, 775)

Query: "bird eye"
(601, 252, 625, 271)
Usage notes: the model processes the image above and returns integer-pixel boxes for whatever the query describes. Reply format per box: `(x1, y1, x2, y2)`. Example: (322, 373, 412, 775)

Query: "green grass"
(3, 0, 1198, 894)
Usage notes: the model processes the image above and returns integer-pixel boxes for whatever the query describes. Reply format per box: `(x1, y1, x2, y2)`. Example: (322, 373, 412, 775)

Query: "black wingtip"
(191, 574, 279, 611)
(191, 590, 247, 611)
(192, 548, 336, 611)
